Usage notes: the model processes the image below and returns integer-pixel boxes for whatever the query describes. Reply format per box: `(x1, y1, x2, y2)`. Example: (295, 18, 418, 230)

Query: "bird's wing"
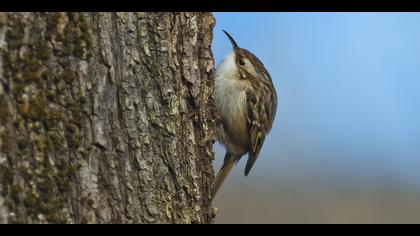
(245, 90, 267, 176)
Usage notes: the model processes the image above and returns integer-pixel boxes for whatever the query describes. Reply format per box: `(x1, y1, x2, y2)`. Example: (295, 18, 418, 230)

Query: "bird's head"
(222, 30, 269, 83)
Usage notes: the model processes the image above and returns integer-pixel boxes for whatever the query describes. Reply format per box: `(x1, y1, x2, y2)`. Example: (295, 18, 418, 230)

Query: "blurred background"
(211, 12, 420, 224)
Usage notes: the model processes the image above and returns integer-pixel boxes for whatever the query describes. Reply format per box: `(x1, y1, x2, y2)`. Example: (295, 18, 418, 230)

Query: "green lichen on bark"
(0, 12, 94, 223)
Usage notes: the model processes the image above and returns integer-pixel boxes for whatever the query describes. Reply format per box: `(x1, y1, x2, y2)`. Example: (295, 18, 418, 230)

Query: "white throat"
(215, 51, 237, 82)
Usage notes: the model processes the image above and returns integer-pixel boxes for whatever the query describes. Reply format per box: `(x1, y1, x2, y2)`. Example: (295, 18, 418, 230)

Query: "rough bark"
(0, 12, 216, 224)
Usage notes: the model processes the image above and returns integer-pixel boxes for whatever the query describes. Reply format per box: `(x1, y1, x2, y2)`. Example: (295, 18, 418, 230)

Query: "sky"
(211, 12, 420, 190)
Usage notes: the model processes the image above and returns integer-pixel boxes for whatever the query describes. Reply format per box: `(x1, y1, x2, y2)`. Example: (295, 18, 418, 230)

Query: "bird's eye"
(239, 60, 245, 66)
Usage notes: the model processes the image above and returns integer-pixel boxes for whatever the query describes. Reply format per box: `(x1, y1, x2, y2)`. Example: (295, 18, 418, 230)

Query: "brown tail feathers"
(210, 152, 239, 200)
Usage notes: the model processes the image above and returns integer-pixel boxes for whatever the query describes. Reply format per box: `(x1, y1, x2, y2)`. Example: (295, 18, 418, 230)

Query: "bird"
(211, 30, 277, 199)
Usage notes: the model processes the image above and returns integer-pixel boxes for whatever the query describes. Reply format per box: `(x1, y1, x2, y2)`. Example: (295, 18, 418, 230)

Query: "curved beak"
(222, 30, 239, 49)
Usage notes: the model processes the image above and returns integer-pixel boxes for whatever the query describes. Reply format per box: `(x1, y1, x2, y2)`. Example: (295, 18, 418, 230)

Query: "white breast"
(214, 52, 249, 155)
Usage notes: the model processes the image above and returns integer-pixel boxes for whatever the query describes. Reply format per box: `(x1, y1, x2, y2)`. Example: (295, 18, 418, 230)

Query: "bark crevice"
(0, 12, 216, 224)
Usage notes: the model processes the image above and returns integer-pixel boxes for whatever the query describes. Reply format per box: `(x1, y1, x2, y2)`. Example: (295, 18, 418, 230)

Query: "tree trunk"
(0, 12, 216, 224)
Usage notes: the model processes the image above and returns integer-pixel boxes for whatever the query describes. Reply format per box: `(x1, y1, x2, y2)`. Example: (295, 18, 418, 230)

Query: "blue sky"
(212, 13, 420, 189)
